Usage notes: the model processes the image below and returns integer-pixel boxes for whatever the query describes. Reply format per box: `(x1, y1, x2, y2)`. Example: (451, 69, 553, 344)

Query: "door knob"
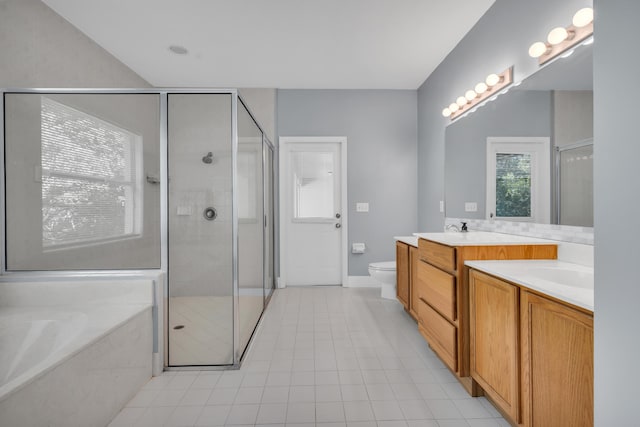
(335, 223, 341, 228)
(335, 213, 341, 219)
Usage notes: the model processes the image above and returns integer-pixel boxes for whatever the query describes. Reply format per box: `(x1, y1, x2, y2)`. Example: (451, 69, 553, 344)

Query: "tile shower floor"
(109, 287, 508, 427)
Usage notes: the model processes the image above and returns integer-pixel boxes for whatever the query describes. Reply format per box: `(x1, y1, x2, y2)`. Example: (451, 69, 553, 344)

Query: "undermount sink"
(523, 266, 593, 289)
(464, 259, 594, 311)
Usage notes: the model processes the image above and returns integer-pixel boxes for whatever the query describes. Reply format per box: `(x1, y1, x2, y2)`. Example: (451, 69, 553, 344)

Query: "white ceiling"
(43, 0, 495, 90)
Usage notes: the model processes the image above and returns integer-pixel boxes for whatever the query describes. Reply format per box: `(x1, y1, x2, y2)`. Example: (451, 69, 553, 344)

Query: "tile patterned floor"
(109, 287, 509, 427)
(169, 295, 264, 365)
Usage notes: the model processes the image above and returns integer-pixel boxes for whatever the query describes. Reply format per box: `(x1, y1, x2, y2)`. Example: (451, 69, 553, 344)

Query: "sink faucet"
(446, 222, 469, 233)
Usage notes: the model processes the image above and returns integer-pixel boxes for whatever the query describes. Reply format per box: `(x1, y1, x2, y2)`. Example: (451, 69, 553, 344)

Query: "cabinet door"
(470, 270, 520, 423)
(417, 298, 458, 372)
(521, 291, 593, 427)
(396, 242, 410, 309)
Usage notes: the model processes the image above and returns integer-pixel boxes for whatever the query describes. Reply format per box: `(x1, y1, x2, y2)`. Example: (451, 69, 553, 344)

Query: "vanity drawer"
(416, 260, 456, 322)
(416, 298, 458, 372)
(419, 239, 456, 272)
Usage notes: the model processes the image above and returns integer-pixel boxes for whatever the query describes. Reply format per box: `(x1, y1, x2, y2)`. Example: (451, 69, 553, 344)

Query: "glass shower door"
(237, 100, 265, 359)
(168, 93, 233, 366)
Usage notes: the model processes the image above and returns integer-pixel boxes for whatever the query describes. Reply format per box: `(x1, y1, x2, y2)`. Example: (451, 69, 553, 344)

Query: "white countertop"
(414, 231, 557, 247)
(465, 259, 594, 312)
(394, 236, 418, 247)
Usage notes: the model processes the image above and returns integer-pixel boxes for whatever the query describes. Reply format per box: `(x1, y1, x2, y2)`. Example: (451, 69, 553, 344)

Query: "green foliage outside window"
(496, 153, 531, 217)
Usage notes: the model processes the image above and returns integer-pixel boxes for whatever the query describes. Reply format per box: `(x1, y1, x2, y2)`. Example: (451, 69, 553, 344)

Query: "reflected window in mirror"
(486, 138, 550, 223)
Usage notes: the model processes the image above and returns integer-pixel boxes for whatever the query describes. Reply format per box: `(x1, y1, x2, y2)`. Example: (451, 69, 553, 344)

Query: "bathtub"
(0, 279, 155, 427)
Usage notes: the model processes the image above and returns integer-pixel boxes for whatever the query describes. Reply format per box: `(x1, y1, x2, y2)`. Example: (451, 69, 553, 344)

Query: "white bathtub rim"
(0, 303, 151, 403)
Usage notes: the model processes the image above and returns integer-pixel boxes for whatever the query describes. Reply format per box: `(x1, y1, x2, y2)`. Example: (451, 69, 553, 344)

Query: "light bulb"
(442, 107, 451, 117)
(475, 82, 488, 94)
(449, 103, 459, 113)
(529, 41, 549, 58)
(548, 27, 569, 45)
(561, 49, 575, 59)
(485, 73, 501, 87)
(456, 96, 467, 107)
(465, 90, 477, 101)
(573, 7, 594, 28)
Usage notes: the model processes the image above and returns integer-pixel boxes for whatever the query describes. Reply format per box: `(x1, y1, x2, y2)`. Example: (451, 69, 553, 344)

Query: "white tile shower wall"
(445, 217, 594, 245)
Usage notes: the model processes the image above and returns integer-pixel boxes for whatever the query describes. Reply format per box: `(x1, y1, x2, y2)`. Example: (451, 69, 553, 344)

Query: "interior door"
(283, 141, 342, 286)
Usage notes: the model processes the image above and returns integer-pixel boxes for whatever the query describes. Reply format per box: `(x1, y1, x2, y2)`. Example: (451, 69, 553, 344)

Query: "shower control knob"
(203, 207, 217, 221)
(335, 223, 341, 228)
(335, 213, 341, 219)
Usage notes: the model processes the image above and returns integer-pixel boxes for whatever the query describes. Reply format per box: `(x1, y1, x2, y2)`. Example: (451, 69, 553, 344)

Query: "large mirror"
(445, 41, 593, 227)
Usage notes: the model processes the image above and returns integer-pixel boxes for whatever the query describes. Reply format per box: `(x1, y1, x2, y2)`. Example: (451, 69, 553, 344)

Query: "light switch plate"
(465, 202, 478, 212)
(356, 202, 369, 212)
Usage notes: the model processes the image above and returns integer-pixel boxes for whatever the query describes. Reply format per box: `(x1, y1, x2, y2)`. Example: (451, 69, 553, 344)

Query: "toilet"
(368, 261, 397, 300)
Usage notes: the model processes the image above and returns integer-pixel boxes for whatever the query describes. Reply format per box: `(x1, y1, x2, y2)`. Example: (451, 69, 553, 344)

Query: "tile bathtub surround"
(445, 217, 594, 245)
(110, 287, 509, 427)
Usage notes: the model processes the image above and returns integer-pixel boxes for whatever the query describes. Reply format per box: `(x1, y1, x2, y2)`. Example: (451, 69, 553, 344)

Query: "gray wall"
(238, 88, 277, 144)
(417, 0, 592, 231)
(593, 1, 640, 424)
(0, 0, 149, 88)
(445, 90, 552, 219)
(278, 90, 418, 276)
(554, 90, 594, 147)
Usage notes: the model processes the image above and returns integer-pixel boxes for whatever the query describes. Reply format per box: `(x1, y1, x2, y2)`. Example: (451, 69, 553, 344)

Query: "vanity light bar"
(441, 67, 513, 120)
(528, 7, 594, 65)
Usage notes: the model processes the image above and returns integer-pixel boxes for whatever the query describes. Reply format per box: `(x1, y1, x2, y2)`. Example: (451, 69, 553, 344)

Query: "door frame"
(278, 136, 348, 288)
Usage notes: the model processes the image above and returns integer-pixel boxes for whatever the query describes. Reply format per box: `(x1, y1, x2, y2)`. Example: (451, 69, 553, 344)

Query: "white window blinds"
(40, 97, 142, 248)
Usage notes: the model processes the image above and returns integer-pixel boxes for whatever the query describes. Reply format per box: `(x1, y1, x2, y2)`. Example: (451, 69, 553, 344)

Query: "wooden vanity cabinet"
(468, 269, 593, 427)
(414, 238, 557, 396)
(470, 270, 520, 423)
(521, 291, 593, 427)
(396, 241, 410, 310)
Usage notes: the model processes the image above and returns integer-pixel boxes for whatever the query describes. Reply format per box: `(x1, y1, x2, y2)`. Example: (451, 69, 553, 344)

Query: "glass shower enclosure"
(1, 89, 275, 368)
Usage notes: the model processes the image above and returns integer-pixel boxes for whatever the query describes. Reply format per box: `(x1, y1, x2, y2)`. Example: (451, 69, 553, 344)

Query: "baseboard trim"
(346, 275, 380, 288)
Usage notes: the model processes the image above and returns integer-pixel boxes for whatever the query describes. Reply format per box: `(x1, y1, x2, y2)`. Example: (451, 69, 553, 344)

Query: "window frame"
(486, 137, 550, 223)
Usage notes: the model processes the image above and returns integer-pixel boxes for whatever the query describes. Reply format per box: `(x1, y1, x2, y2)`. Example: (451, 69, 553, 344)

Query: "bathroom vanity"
(467, 260, 593, 427)
(400, 232, 558, 396)
(395, 236, 419, 314)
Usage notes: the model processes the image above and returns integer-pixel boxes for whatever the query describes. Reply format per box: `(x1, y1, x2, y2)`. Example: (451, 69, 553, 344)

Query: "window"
(495, 153, 532, 218)
(40, 97, 143, 248)
(291, 151, 335, 220)
(486, 137, 550, 223)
